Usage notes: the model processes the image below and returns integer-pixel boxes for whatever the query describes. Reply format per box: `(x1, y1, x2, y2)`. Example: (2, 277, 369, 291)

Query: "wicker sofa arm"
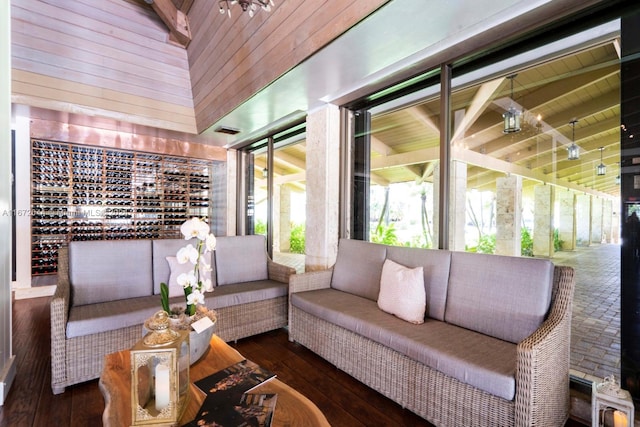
(51, 247, 71, 394)
(267, 259, 296, 284)
(289, 268, 333, 294)
(514, 265, 575, 427)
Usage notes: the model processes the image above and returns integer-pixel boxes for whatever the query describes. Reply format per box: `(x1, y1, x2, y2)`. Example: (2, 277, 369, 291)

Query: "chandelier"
(219, 0, 274, 17)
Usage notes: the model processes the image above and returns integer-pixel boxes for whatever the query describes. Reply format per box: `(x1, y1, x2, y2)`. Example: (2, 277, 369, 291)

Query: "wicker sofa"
(289, 239, 575, 427)
(51, 235, 294, 394)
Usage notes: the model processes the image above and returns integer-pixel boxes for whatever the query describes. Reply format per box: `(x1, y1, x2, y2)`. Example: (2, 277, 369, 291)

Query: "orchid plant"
(161, 217, 216, 317)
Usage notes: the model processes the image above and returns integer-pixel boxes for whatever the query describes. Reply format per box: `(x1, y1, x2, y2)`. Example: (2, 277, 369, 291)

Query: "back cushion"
(445, 251, 554, 344)
(331, 239, 387, 301)
(69, 240, 153, 306)
(215, 235, 268, 286)
(386, 246, 452, 321)
(151, 238, 216, 294)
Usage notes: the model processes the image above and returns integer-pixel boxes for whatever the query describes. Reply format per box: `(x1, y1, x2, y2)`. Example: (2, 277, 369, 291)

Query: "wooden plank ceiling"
(370, 39, 621, 199)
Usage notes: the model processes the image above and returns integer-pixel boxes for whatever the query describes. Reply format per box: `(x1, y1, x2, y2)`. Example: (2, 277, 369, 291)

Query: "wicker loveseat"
(289, 239, 575, 427)
(51, 235, 294, 394)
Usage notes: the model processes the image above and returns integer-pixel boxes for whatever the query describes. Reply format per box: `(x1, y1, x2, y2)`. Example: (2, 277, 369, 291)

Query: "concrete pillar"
(277, 185, 292, 252)
(533, 184, 554, 257)
(602, 199, 613, 243)
(591, 197, 604, 244)
(305, 104, 340, 271)
(432, 160, 466, 251)
(557, 189, 576, 251)
(575, 194, 592, 246)
(495, 175, 522, 256)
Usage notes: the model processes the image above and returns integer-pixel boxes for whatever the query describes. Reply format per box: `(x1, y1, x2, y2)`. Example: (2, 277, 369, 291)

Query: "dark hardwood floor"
(0, 296, 588, 427)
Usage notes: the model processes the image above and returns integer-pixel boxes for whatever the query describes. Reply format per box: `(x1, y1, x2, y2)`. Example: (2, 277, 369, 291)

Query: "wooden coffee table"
(99, 334, 330, 427)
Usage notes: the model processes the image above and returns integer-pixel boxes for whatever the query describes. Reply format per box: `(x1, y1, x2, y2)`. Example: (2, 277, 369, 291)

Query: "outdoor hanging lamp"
(616, 162, 621, 185)
(567, 119, 580, 160)
(596, 146, 606, 176)
(502, 75, 521, 134)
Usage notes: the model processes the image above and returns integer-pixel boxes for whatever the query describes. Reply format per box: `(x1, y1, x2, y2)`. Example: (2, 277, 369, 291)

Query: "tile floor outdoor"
(552, 244, 622, 384)
(277, 244, 623, 385)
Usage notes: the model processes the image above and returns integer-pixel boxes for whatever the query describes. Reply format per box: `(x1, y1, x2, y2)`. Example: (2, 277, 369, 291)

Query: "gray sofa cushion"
(204, 280, 287, 309)
(445, 251, 554, 344)
(215, 235, 269, 286)
(385, 246, 452, 321)
(291, 289, 517, 400)
(331, 238, 387, 301)
(151, 238, 216, 294)
(66, 294, 161, 338)
(69, 240, 153, 306)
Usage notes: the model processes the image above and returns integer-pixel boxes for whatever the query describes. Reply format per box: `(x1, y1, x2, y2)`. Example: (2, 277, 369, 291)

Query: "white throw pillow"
(166, 256, 212, 298)
(377, 258, 426, 324)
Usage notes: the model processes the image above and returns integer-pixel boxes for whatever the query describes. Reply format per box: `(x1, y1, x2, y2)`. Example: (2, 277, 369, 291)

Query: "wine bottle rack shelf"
(31, 139, 213, 276)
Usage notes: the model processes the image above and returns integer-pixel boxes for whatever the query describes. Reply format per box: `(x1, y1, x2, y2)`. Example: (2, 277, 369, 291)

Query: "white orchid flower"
(205, 233, 217, 252)
(176, 244, 199, 265)
(202, 278, 213, 292)
(187, 289, 205, 305)
(199, 259, 212, 273)
(177, 272, 197, 289)
(180, 217, 210, 241)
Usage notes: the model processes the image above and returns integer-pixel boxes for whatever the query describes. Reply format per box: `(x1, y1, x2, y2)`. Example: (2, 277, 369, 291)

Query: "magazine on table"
(182, 359, 278, 427)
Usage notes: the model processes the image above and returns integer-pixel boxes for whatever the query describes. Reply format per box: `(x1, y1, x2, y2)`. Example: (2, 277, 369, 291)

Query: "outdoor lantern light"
(568, 119, 580, 160)
(131, 311, 190, 426)
(616, 162, 621, 185)
(592, 375, 635, 427)
(596, 146, 606, 176)
(502, 75, 521, 134)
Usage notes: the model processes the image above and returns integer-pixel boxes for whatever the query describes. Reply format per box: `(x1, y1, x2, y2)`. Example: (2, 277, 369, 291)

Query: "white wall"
(0, 0, 16, 405)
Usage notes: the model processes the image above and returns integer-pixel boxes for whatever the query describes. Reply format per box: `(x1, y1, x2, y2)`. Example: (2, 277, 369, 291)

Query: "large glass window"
(242, 125, 306, 272)
(348, 21, 622, 384)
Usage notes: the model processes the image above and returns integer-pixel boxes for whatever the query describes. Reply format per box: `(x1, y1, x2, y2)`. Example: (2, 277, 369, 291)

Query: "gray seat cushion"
(151, 238, 216, 294)
(445, 251, 554, 344)
(66, 294, 163, 338)
(385, 246, 452, 321)
(215, 235, 269, 286)
(291, 288, 517, 400)
(69, 240, 153, 306)
(204, 280, 287, 309)
(331, 238, 387, 301)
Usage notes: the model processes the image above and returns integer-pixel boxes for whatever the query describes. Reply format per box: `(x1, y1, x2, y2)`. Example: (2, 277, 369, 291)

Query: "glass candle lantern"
(592, 375, 635, 427)
(130, 311, 190, 425)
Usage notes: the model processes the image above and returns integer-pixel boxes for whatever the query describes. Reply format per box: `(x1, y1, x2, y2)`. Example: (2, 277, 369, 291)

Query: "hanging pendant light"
(567, 119, 580, 160)
(502, 75, 521, 134)
(616, 162, 621, 185)
(596, 147, 606, 176)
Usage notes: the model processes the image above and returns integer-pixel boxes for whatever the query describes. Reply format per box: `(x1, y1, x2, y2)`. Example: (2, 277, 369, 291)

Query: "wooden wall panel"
(187, 0, 389, 133)
(11, 0, 197, 133)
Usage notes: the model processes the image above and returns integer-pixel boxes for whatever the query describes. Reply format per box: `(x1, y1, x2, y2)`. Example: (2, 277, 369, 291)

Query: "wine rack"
(31, 140, 214, 276)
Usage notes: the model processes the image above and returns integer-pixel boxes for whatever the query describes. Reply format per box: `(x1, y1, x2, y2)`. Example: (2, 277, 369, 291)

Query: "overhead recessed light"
(214, 126, 241, 135)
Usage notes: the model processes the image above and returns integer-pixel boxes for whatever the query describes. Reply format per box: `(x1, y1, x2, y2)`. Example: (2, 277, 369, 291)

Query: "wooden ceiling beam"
(148, 0, 192, 48)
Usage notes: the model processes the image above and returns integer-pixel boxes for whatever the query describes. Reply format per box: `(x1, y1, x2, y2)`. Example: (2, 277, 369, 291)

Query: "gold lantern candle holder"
(131, 310, 190, 426)
(592, 375, 635, 427)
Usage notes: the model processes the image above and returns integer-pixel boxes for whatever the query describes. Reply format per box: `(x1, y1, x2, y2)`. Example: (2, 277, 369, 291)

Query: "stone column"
(449, 161, 467, 251)
(278, 184, 292, 252)
(495, 175, 522, 256)
(591, 197, 603, 244)
(575, 194, 592, 246)
(305, 104, 340, 271)
(557, 189, 576, 251)
(602, 199, 613, 243)
(533, 184, 554, 257)
(432, 160, 466, 250)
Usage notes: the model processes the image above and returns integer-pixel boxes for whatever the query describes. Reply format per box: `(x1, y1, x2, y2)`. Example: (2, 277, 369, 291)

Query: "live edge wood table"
(99, 334, 330, 427)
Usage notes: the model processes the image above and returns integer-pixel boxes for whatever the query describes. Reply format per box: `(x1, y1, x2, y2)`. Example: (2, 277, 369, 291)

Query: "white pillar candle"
(155, 363, 170, 411)
(613, 410, 628, 427)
